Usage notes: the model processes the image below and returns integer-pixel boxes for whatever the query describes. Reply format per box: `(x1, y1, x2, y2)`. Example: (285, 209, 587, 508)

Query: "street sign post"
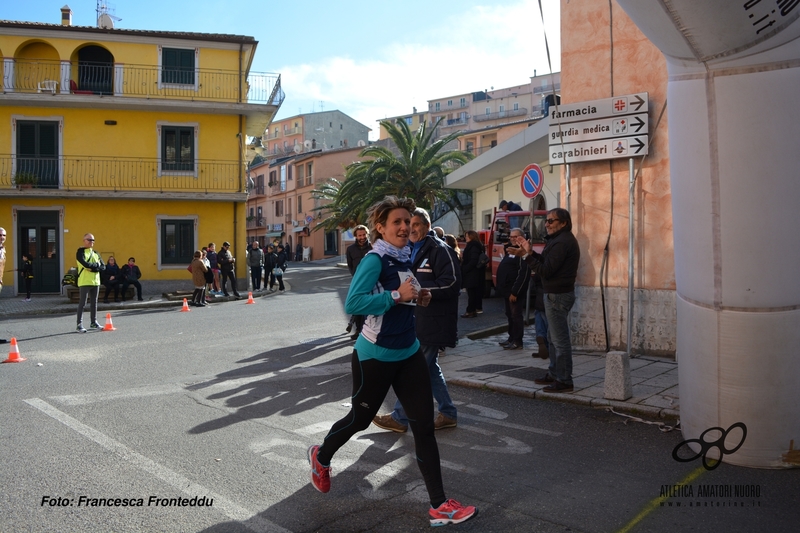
(520, 164, 544, 199)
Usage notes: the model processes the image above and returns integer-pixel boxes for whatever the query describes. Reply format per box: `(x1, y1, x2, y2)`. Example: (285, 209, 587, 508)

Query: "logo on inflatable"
(672, 422, 747, 470)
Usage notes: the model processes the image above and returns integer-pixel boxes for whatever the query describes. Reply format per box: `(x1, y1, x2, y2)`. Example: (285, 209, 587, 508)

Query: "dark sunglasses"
(544, 219, 560, 225)
(85, 238, 95, 241)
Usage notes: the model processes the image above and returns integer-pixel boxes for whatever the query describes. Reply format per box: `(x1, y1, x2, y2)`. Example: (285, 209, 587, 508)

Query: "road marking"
(464, 403, 508, 420)
(615, 466, 706, 533)
(458, 412, 562, 437)
(49, 384, 186, 406)
(24, 398, 289, 533)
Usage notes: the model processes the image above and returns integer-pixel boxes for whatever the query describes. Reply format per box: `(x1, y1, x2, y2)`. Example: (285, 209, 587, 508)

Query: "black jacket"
(460, 239, 485, 290)
(120, 264, 141, 281)
(218, 248, 235, 272)
(275, 251, 288, 270)
(523, 228, 580, 294)
(346, 241, 372, 276)
(495, 247, 530, 298)
(412, 233, 462, 348)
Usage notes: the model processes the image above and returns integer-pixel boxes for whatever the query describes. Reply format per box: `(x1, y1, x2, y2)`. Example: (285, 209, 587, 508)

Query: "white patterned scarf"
(371, 238, 411, 263)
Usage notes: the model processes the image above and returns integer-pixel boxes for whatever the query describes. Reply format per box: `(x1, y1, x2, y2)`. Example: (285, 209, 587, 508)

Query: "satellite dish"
(357, 140, 366, 147)
(303, 140, 312, 149)
(293, 144, 301, 153)
(98, 13, 114, 29)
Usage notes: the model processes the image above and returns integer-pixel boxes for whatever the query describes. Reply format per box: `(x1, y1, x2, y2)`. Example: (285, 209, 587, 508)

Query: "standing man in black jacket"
(511, 208, 581, 393)
(218, 241, 241, 298)
(345, 225, 372, 339)
(373, 207, 462, 432)
(495, 228, 531, 350)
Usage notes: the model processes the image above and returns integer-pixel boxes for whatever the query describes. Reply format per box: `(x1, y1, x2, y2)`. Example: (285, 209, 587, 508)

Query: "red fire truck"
(477, 208, 549, 296)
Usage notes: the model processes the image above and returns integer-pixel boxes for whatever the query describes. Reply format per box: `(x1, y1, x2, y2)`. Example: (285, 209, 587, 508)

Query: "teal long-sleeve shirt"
(345, 253, 419, 362)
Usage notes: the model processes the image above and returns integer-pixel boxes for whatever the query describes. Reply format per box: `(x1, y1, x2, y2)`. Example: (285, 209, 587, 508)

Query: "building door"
(17, 211, 60, 293)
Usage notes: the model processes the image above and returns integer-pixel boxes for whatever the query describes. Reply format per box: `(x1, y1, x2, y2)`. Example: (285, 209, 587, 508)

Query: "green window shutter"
(162, 126, 194, 171)
(161, 220, 195, 264)
(17, 123, 37, 156)
(162, 48, 194, 85)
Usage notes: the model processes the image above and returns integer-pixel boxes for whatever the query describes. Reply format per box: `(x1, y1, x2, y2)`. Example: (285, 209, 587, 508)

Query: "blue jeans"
(534, 308, 548, 339)
(544, 291, 575, 385)
(393, 344, 457, 424)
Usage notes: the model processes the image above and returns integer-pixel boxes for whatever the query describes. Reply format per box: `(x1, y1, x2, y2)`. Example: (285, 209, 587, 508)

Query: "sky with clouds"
(3, 0, 560, 139)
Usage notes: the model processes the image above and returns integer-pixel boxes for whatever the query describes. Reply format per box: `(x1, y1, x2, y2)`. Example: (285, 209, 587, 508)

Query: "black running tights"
(317, 349, 446, 507)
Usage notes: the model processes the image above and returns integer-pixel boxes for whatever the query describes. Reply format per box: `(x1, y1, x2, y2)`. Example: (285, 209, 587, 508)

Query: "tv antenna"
(97, 1, 122, 28)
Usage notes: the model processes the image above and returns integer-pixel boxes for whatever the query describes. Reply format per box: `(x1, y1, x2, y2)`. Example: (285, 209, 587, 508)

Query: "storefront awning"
(264, 231, 282, 238)
(292, 226, 308, 233)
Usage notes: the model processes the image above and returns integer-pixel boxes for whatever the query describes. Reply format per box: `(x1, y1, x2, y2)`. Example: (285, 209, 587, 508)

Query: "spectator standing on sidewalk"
(218, 241, 241, 298)
(511, 208, 580, 393)
(495, 228, 530, 350)
(20, 253, 33, 302)
(372, 207, 461, 433)
(345, 225, 372, 340)
(247, 240, 264, 291)
(206, 243, 221, 294)
(274, 244, 288, 292)
(306, 196, 476, 527)
(189, 250, 208, 307)
(76, 233, 105, 333)
(460, 230, 485, 318)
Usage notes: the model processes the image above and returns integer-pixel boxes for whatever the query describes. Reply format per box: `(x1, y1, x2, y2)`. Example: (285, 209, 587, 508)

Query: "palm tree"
(313, 118, 472, 231)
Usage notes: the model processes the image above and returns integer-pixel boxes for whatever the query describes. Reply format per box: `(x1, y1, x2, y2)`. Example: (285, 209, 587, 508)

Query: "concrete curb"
(449, 376, 680, 421)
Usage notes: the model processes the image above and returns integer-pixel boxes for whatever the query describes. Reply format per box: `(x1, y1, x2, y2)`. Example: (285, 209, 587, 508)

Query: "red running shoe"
(307, 445, 331, 493)
(429, 498, 478, 526)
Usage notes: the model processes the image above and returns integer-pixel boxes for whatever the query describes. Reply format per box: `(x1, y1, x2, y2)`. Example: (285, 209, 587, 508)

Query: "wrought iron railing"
(2, 59, 283, 105)
(0, 155, 244, 192)
(473, 107, 529, 122)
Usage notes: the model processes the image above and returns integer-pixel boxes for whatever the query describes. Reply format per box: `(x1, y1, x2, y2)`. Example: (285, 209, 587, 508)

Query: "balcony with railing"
(2, 59, 283, 105)
(0, 155, 245, 195)
(246, 217, 266, 229)
(533, 83, 561, 95)
(473, 107, 528, 123)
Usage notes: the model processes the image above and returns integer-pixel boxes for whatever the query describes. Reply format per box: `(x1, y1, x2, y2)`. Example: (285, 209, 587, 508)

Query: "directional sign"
(549, 113, 648, 144)
(520, 164, 544, 198)
(548, 92, 648, 124)
(548, 92, 649, 165)
(550, 135, 648, 165)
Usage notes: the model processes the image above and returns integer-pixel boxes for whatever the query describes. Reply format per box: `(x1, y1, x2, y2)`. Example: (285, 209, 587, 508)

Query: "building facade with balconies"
(0, 10, 283, 295)
(259, 110, 369, 160)
(246, 146, 361, 261)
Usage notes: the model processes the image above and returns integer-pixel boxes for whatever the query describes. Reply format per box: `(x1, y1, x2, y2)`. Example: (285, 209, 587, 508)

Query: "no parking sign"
(520, 164, 544, 198)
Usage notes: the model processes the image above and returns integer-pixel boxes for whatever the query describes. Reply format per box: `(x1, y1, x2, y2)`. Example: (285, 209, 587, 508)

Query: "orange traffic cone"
(103, 313, 116, 331)
(180, 298, 191, 312)
(2, 337, 26, 363)
(246, 292, 255, 304)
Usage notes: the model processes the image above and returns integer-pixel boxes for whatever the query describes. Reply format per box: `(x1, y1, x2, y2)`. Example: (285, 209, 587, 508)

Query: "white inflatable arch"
(615, 1, 800, 468)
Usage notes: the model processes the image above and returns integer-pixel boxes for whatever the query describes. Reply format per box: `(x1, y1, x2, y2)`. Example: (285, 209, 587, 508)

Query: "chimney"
(61, 5, 73, 26)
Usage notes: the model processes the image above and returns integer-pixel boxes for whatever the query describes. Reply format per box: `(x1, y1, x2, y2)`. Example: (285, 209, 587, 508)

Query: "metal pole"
(565, 164, 571, 211)
(627, 157, 635, 356)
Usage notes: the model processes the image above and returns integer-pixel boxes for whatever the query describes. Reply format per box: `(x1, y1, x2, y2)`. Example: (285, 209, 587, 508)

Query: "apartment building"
(246, 146, 361, 260)
(376, 107, 429, 141)
(0, 8, 283, 295)
(260, 110, 369, 159)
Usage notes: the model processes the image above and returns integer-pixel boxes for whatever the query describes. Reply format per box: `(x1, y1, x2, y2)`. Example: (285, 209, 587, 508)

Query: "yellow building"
(0, 9, 283, 296)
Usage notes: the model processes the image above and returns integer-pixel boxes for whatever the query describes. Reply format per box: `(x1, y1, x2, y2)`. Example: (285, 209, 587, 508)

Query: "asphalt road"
(1, 262, 797, 532)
